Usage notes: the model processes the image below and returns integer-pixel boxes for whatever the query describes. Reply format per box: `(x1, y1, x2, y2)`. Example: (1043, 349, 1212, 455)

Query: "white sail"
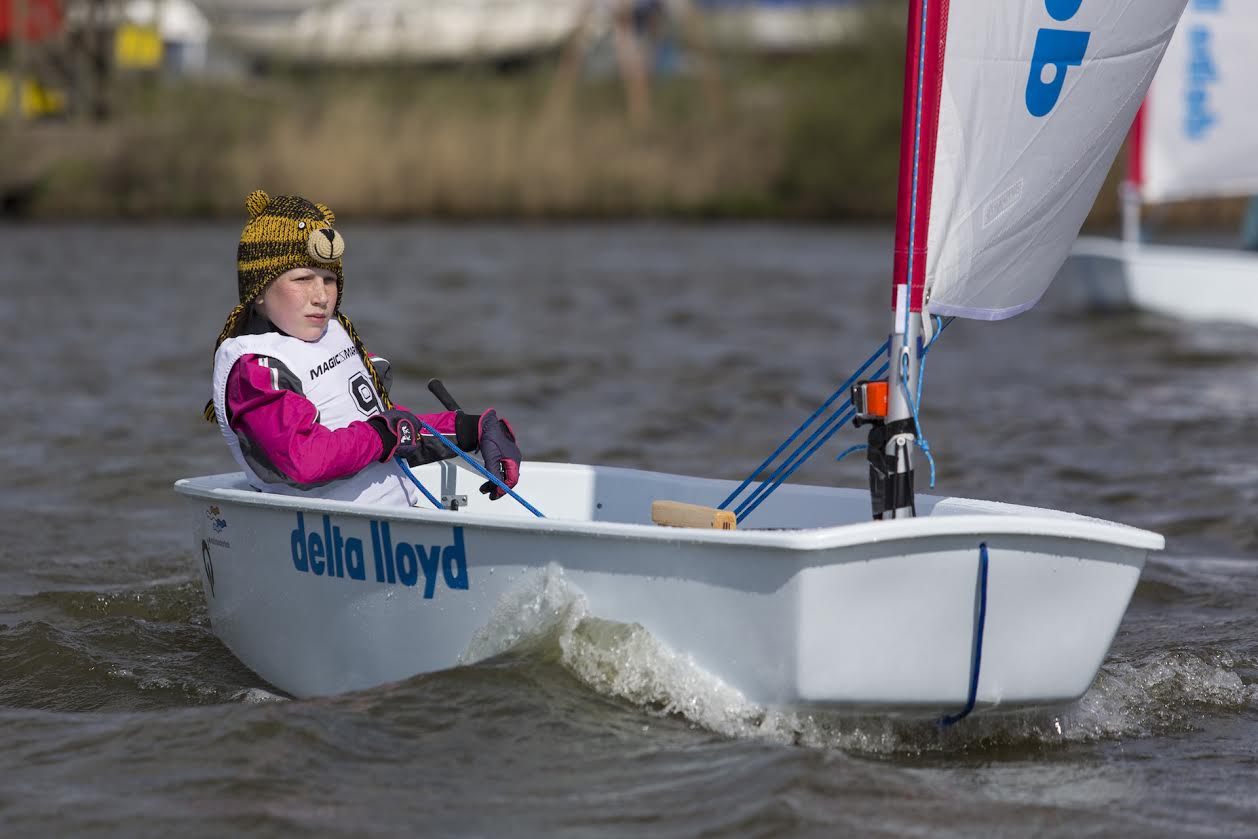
(920, 0, 1188, 321)
(1140, 1, 1258, 204)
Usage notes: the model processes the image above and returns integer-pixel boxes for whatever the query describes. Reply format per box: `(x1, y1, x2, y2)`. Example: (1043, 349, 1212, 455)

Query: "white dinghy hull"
(176, 460, 1159, 716)
(1061, 237, 1258, 327)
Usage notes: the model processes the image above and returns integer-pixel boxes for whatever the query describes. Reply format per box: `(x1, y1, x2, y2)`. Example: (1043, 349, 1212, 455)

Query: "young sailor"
(205, 190, 521, 506)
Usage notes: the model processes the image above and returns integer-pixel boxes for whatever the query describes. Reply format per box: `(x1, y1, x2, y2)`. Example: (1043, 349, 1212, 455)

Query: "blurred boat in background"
(1059, 2, 1258, 326)
(695, 0, 869, 53)
(200, 0, 871, 66)
(205, 0, 588, 65)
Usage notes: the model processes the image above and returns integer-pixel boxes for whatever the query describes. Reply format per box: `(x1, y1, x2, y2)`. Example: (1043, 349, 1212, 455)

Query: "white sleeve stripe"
(255, 357, 279, 391)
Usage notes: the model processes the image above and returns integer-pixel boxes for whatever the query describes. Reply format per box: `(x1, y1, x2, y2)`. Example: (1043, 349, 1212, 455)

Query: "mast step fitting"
(866, 419, 917, 520)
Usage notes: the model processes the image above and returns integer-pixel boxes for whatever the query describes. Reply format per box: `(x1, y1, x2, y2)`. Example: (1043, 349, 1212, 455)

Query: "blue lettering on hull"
(290, 513, 468, 597)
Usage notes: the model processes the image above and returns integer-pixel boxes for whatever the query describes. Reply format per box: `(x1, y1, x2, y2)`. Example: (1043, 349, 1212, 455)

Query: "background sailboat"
(210, 0, 588, 65)
(1060, 1, 1258, 325)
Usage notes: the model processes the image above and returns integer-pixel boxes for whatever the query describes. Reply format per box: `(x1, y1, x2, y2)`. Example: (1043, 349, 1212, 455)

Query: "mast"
(867, 0, 947, 521)
(1121, 104, 1145, 245)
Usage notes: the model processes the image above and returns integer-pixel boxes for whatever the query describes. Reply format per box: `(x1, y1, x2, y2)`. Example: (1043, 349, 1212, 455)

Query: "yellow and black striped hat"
(210, 189, 348, 354)
(236, 189, 345, 305)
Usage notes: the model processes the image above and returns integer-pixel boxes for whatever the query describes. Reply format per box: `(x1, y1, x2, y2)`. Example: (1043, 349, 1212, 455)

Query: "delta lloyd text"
(290, 513, 470, 598)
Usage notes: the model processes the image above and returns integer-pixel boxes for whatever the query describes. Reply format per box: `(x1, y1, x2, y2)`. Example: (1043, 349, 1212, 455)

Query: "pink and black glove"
(475, 409, 521, 500)
(370, 408, 423, 460)
(370, 408, 465, 466)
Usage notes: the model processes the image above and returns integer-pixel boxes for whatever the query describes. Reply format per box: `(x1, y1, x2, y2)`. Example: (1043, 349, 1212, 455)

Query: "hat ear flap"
(246, 190, 271, 219)
(317, 202, 336, 225)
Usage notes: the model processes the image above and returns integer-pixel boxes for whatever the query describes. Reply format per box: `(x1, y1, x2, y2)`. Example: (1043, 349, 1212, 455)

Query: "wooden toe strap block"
(651, 500, 737, 530)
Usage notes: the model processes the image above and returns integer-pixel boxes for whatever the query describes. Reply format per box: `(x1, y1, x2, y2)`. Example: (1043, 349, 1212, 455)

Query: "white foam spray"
(458, 565, 1257, 753)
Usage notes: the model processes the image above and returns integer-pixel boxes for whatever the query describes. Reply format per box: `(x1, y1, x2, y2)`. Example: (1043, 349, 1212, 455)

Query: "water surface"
(1, 222, 1256, 836)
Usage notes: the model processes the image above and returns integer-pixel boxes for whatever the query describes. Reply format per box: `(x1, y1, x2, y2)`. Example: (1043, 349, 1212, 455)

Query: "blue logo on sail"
(1184, 0, 1222, 140)
(1025, 0, 1092, 117)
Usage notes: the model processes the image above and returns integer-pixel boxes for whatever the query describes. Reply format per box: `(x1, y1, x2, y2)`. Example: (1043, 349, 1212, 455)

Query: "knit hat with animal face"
(236, 190, 345, 307)
(203, 189, 393, 421)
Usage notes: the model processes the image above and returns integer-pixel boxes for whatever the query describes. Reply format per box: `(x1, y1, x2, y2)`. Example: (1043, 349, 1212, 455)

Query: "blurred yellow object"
(115, 24, 164, 70)
(0, 73, 66, 118)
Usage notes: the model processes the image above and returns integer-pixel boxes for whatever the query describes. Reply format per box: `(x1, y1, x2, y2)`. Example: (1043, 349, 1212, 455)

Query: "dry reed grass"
(1, 5, 1249, 228)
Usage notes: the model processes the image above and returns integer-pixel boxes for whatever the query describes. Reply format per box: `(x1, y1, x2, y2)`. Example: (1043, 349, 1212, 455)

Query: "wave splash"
(458, 564, 1256, 754)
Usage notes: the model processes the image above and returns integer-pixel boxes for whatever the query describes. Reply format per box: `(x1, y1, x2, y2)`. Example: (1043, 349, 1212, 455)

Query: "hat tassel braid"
(338, 312, 394, 411)
(203, 301, 252, 422)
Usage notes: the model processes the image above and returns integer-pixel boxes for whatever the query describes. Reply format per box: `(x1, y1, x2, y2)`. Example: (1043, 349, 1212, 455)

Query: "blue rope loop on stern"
(938, 542, 990, 728)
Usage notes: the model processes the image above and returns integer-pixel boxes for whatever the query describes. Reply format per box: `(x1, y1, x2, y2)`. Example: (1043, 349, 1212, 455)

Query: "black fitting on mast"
(864, 418, 917, 520)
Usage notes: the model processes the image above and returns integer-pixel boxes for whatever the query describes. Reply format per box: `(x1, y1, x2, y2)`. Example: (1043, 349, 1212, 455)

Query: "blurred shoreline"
(2, 13, 1248, 229)
(0, 45, 893, 220)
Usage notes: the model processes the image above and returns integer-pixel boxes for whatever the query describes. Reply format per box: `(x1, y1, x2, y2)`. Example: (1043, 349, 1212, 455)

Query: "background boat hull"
(1061, 237, 1258, 326)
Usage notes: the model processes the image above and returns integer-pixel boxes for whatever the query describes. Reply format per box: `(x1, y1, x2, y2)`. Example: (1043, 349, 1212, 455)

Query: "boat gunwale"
(174, 467, 1164, 553)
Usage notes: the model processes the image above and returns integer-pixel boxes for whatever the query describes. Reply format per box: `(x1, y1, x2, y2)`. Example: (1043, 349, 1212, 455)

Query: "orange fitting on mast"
(851, 379, 889, 424)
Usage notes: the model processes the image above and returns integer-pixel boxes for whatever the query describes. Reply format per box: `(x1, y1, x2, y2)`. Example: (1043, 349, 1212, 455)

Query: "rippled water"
(2, 222, 1257, 836)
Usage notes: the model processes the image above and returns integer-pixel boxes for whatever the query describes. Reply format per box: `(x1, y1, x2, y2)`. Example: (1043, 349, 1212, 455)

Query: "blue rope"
(734, 406, 858, 524)
(734, 357, 891, 520)
(833, 443, 866, 464)
(939, 542, 989, 727)
(732, 318, 954, 525)
(734, 408, 857, 523)
(733, 404, 857, 520)
(897, 315, 951, 487)
(717, 339, 890, 511)
(904, 0, 931, 317)
(898, 350, 936, 487)
(395, 456, 447, 510)
(410, 416, 546, 518)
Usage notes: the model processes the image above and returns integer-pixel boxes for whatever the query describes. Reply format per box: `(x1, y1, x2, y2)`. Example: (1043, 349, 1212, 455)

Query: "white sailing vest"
(212, 319, 418, 506)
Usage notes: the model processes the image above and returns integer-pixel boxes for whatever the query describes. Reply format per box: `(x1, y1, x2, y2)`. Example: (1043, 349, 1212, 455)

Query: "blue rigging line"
(718, 339, 889, 511)
(905, 0, 931, 318)
(891, 314, 950, 488)
(734, 363, 888, 523)
(733, 318, 952, 524)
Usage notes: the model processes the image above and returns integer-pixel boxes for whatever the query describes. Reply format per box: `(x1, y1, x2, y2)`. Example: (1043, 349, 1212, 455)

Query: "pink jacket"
(225, 353, 458, 487)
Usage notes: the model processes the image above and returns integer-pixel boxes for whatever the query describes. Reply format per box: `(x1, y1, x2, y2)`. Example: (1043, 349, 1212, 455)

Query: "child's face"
(255, 267, 338, 341)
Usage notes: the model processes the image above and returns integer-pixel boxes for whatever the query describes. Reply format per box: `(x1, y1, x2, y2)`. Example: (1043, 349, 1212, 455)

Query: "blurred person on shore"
(203, 190, 521, 507)
(1243, 196, 1258, 250)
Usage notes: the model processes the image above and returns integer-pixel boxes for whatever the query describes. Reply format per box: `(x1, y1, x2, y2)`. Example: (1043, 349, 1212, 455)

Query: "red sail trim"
(892, 0, 950, 314)
(1126, 103, 1146, 189)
